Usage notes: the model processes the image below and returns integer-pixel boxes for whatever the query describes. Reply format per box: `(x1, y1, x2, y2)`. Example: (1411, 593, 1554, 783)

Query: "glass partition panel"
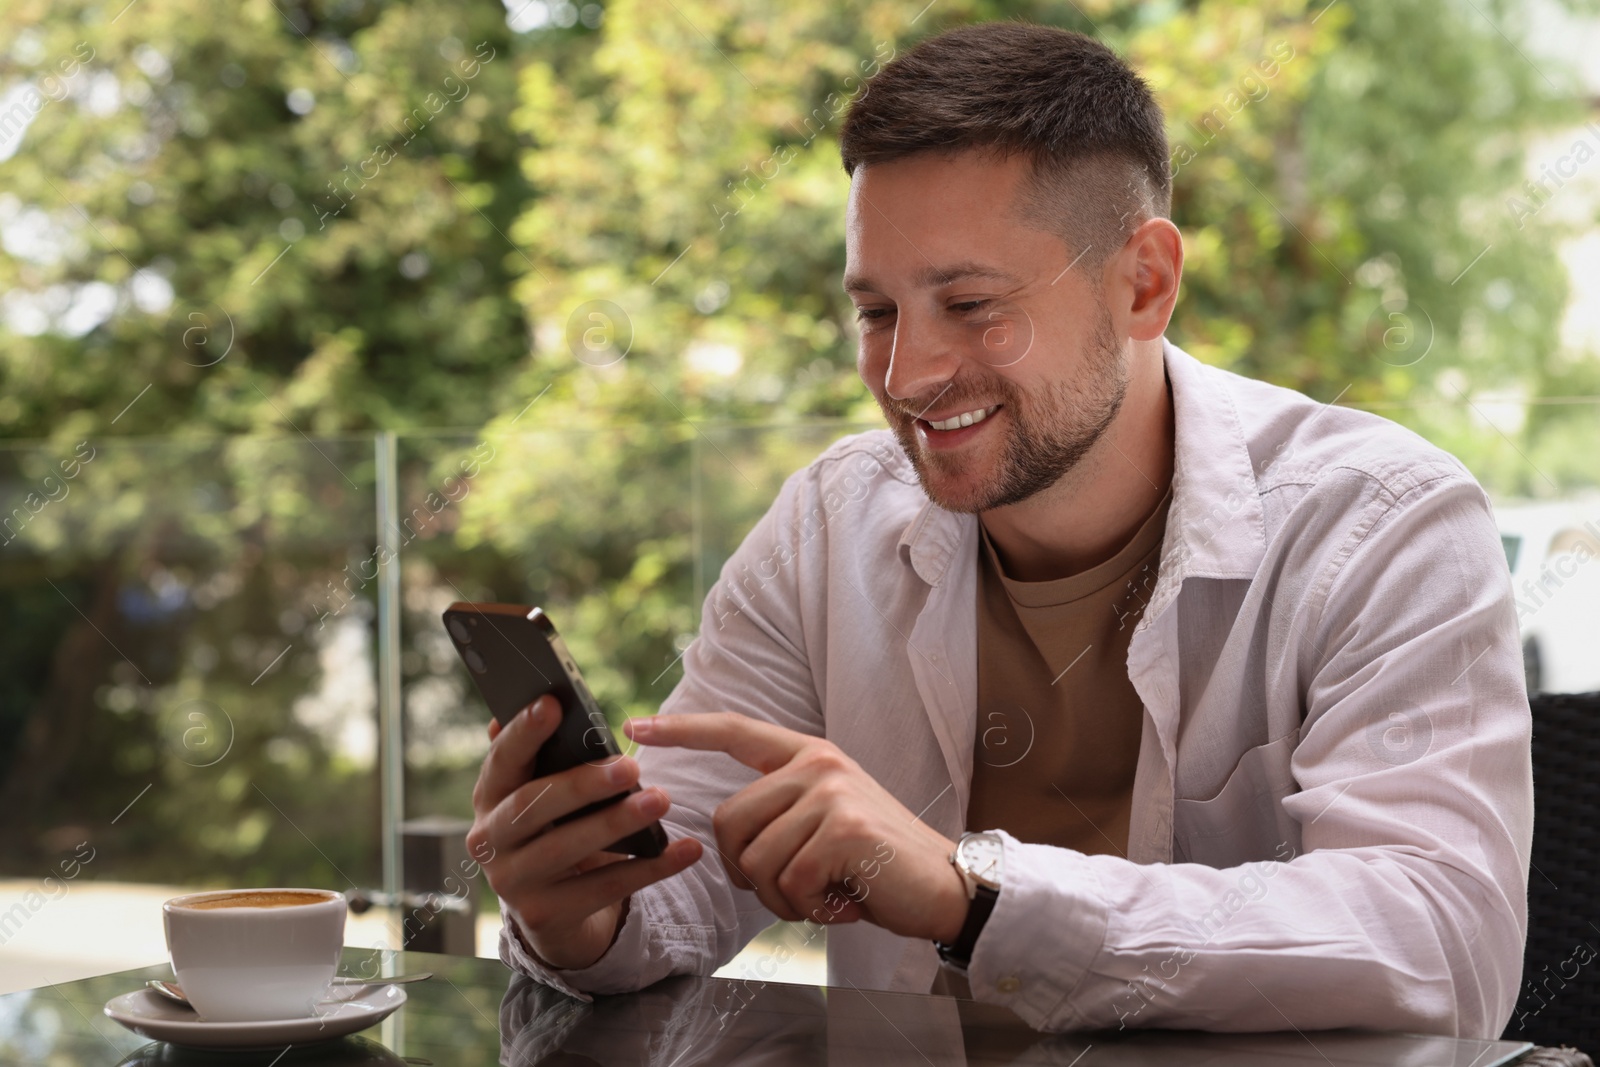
(2, 403, 1595, 992)
(0, 435, 381, 915)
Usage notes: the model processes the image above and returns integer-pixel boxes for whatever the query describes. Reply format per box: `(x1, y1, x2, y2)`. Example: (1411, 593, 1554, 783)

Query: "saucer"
(104, 983, 406, 1049)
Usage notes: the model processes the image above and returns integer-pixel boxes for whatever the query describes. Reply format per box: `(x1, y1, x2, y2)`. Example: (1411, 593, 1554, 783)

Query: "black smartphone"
(443, 602, 668, 859)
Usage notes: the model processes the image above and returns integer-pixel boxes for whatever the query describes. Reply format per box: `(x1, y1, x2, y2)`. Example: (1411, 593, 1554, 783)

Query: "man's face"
(844, 150, 1128, 514)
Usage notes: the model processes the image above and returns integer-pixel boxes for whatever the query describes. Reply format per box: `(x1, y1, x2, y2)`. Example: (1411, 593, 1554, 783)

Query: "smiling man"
(470, 22, 1532, 1036)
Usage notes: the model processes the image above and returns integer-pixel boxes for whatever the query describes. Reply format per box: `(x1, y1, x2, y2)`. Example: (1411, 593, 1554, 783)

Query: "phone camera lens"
(447, 618, 472, 644)
(463, 648, 488, 675)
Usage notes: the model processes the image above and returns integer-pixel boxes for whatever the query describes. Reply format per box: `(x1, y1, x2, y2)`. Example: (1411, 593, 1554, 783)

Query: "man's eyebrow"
(842, 261, 1023, 294)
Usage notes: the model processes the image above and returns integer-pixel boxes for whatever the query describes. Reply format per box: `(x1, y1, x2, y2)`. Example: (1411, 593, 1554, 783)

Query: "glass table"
(0, 947, 1540, 1066)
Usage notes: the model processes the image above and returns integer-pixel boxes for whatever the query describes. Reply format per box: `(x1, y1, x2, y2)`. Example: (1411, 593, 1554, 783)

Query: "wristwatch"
(934, 831, 1004, 969)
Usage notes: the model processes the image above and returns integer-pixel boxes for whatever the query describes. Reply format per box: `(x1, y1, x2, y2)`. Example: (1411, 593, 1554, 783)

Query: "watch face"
(959, 832, 1004, 890)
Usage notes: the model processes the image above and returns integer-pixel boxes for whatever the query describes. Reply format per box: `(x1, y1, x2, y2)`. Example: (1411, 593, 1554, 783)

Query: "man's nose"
(884, 312, 962, 404)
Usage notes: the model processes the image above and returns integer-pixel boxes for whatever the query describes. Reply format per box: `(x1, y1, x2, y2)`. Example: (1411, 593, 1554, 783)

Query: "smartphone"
(443, 602, 668, 858)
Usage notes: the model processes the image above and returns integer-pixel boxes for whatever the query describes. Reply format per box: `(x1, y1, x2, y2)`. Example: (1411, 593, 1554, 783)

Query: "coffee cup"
(162, 888, 346, 1022)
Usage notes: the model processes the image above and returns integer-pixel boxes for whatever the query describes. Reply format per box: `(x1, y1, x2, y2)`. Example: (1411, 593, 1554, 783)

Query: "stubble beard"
(883, 304, 1128, 514)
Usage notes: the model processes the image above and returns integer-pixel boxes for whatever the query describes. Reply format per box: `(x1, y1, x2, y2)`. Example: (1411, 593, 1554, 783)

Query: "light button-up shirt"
(502, 340, 1532, 1038)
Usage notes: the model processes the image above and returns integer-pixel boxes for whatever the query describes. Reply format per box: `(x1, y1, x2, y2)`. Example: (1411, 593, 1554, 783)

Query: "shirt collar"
(897, 491, 973, 587)
(896, 339, 1267, 588)
(1160, 339, 1267, 583)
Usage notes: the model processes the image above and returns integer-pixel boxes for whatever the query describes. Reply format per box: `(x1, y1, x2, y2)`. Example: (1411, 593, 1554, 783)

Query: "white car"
(1494, 499, 1600, 694)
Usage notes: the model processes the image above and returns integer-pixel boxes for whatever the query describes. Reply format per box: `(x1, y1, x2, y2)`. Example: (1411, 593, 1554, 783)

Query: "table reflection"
(497, 974, 1078, 1067)
(114, 1034, 410, 1066)
(0, 950, 1531, 1067)
(498, 975, 828, 1066)
(495, 972, 1531, 1067)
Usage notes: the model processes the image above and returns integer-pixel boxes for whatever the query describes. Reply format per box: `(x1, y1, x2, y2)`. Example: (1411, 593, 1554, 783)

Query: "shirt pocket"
(1172, 732, 1301, 868)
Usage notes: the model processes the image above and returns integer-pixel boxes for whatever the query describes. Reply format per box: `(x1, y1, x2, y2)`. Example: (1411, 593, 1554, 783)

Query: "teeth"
(927, 406, 997, 431)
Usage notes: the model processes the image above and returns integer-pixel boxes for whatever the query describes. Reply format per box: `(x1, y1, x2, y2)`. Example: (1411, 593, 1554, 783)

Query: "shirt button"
(996, 976, 1021, 994)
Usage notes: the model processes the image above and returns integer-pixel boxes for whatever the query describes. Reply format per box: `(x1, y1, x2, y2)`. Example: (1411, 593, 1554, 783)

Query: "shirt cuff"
(964, 829, 1109, 1029)
(497, 896, 650, 1001)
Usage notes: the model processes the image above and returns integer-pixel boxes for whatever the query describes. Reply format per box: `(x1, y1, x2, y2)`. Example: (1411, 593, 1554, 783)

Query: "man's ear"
(1116, 218, 1184, 342)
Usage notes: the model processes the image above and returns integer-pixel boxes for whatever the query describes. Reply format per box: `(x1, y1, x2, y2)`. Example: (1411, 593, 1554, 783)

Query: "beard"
(881, 302, 1127, 514)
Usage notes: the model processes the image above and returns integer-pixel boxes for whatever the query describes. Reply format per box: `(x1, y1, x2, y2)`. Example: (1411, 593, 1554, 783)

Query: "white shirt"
(502, 340, 1532, 1038)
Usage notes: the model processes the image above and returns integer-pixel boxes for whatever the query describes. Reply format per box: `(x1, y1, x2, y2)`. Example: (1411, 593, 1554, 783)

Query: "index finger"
(624, 712, 810, 774)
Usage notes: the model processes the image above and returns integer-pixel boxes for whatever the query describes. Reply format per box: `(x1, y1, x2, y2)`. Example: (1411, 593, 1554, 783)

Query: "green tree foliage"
(0, 0, 548, 883)
(0, 0, 1592, 886)
(0, 0, 536, 439)
(504, 0, 1595, 480)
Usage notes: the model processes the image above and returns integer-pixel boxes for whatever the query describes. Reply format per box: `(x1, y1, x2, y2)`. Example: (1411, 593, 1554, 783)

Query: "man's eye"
(949, 299, 991, 315)
(855, 307, 892, 322)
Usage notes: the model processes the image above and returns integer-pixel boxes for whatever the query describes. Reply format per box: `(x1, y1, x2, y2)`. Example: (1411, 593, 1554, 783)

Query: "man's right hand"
(467, 695, 703, 971)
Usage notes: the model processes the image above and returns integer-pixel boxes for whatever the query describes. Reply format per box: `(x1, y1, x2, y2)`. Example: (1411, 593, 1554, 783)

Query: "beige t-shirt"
(965, 489, 1172, 857)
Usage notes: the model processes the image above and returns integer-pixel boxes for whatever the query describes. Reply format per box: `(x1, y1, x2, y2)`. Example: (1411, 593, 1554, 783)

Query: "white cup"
(162, 888, 346, 1022)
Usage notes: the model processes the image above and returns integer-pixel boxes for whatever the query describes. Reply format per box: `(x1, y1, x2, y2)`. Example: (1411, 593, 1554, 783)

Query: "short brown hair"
(840, 22, 1170, 265)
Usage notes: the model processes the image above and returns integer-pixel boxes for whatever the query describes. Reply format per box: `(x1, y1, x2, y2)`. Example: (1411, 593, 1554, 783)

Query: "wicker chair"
(1502, 690, 1600, 1065)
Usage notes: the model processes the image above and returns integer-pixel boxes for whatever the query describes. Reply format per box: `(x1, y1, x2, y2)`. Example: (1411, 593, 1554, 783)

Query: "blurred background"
(1, 0, 1598, 999)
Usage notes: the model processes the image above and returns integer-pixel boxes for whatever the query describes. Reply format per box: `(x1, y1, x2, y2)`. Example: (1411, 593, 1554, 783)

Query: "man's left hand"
(624, 712, 970, 942)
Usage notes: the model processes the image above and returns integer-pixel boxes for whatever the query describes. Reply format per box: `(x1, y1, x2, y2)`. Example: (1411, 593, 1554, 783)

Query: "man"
(468, 22, 1532, 1036)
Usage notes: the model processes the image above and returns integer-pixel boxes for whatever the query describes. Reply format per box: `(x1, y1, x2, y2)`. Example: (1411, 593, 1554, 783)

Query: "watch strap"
(935, 882, 998, 969)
